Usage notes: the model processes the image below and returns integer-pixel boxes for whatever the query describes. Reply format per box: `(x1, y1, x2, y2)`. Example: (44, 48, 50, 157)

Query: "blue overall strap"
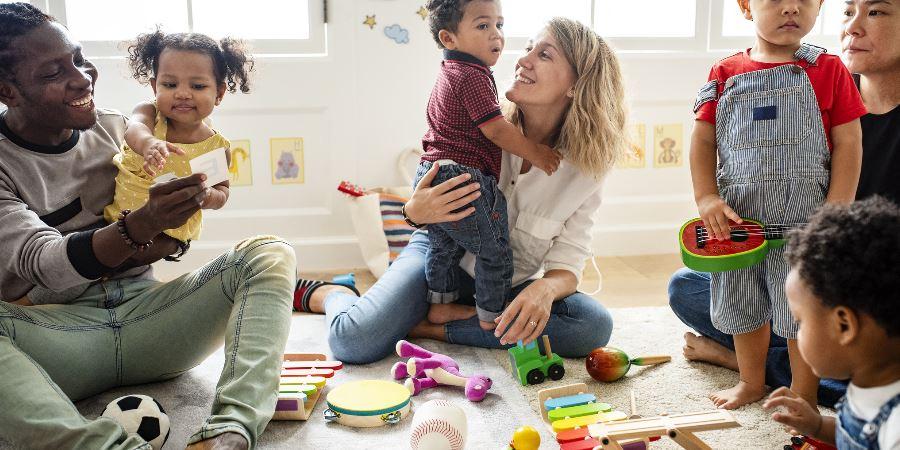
(794, 43, 827, 66)
(693, 79, 718, 113)
(865, 392, 900, 439)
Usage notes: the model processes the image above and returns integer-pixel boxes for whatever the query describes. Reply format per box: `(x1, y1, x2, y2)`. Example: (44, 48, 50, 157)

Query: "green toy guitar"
(679, 218, 803, 272)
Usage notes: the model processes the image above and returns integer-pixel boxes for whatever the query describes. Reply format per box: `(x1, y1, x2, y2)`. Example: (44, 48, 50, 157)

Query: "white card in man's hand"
(190, 147, 229, 186)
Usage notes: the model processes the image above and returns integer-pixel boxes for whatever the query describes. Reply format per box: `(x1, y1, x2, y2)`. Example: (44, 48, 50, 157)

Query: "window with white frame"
(502, 0, 846, 53)
(710, 0, 845, 51)
(39, 0, 326, 57)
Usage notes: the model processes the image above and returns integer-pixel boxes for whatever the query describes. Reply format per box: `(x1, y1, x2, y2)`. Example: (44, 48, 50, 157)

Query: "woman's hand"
(493, 279, 555, 346)
(405, 162, 482, 225)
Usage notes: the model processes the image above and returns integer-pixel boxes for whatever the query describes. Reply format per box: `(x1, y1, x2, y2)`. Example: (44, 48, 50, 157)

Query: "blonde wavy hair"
(505, 17, 629, 179)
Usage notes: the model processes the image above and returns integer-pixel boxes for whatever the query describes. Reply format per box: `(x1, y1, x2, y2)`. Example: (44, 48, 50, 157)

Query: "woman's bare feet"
(409, 319, 448, 341)
(185, 432, 248, 450)
(683, 332, 739, 371)
(426, 303, 477, 324)
(710, 380, 768, 409)
(479, 319, 497, 331)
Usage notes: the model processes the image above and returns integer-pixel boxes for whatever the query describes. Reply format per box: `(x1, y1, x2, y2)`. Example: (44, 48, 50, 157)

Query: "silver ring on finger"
(528, 320, 537, 327)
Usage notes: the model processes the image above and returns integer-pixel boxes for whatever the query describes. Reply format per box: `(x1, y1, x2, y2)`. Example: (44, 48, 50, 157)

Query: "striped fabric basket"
(345, 149, 422, 278)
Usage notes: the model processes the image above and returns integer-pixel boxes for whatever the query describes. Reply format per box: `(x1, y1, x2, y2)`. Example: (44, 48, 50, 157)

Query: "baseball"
(409, 399, 467, 450)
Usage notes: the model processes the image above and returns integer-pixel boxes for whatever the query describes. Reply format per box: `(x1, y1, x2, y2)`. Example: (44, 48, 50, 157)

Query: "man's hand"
(127, 174, 210, 243)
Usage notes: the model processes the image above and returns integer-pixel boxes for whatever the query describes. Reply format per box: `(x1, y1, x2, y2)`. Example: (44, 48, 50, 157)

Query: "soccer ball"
(101, 394, 170, 450)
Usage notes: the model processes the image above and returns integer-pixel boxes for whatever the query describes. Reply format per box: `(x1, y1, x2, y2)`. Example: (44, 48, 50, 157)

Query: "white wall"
(79, 1, 841, 279)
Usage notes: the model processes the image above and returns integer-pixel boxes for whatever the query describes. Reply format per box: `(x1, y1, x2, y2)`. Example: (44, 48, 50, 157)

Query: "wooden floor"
(300, 253, 683, 309)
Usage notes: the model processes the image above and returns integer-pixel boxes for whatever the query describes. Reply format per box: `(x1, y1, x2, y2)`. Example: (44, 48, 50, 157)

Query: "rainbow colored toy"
(273, 353, 344, 420)
(585, 347, 671, 382)
(678, 217, 802, 272)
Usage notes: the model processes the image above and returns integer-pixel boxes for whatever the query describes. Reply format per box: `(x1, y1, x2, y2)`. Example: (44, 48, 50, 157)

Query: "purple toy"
(391, 340, 493, 402)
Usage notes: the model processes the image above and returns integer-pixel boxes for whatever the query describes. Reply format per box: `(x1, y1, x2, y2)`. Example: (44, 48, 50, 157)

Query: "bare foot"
(479, 320, 497, 331)
(186, 432, 248, 450)
(683, 332, 739, 371)
(709, 380, 768, 409)
(427, 303, 477, 324)
(409, 319, 447, 341)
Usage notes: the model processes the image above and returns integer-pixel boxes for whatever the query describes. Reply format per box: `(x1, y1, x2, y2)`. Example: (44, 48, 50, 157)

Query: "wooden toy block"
(587, 410, 739, 450)
(280, 368, 335, 377)
(548, 402, 613, 422)
(274, 389, 321, 420)
(552, 411, 628, 432)
(545, 393, 597, 410)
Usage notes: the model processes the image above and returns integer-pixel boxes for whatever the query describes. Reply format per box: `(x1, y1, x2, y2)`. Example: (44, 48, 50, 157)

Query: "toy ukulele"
(679, 217, 803, 272)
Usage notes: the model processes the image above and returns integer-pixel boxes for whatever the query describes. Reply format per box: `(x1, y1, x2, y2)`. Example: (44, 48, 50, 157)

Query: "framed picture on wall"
(653, 124, 684, 168)
(228, 139, 253, 187)
(270, 138, 305, 185)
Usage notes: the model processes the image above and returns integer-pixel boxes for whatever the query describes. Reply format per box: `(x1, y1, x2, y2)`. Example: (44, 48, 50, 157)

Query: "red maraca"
(585, 347, 671, 382)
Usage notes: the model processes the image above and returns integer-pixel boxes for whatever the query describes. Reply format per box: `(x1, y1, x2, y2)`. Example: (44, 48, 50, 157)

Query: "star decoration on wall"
(416, 6, 428, 20)
(363, 15, 377, 29)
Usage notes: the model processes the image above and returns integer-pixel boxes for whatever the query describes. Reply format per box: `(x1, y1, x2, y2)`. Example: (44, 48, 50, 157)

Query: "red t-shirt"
(421, 50, 504, 178)
(696, 49, 867, 149)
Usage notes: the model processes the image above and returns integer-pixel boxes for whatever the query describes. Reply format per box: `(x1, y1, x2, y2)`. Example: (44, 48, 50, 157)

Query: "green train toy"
(508, 335, 565, 385)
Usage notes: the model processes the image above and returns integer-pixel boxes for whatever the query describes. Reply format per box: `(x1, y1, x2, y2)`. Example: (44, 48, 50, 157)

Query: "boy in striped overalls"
(689, 0, 866, 409)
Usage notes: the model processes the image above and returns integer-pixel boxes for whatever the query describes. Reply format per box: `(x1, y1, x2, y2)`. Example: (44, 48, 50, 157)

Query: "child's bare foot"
(186, 432, 248, 450)
(710, 380, 768, 409)
(427, 304, 477, 324)
(479, 319, 497, 331)
(683, 332, 739, 371)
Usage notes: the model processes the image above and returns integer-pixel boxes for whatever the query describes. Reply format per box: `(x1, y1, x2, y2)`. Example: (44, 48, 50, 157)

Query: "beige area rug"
(1, 307, 818, 449)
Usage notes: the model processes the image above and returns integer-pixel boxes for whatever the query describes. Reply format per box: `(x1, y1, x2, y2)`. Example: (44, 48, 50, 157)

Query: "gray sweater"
(0, 108, 150, 303)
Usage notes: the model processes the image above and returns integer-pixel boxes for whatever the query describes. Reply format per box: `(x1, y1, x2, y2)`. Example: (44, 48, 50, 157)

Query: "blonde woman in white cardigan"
(299, 18, 629, 364)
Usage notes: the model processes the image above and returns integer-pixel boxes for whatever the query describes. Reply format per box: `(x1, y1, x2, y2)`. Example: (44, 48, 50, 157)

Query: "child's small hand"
(764, 387, 824, 437)
(696, 193, 742, 241)
(141, 139, 185, 176)
(529, 143, 562, 175)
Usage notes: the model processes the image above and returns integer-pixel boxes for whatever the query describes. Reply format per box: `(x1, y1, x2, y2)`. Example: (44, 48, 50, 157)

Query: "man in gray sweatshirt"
(0, 4, 295, 449)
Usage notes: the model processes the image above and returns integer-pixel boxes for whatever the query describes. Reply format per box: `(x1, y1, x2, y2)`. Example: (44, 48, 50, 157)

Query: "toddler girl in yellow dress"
(105, 30, 254, 260)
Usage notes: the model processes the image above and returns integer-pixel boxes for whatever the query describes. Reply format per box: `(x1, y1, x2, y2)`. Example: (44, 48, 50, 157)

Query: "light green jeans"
(0, 236, 295, 449)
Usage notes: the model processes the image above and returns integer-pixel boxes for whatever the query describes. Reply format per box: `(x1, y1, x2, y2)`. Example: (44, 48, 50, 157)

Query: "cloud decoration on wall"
(384, 24, 410, 44)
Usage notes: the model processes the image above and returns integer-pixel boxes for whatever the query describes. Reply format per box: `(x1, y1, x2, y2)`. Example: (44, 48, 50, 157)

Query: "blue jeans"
(667, 267, 847, 408)
(325, 231, 613, 364)
(413, 161, 512, 323)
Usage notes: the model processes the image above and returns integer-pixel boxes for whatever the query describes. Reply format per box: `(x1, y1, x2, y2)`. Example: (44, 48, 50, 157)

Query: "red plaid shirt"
(421, 50, 504, 178)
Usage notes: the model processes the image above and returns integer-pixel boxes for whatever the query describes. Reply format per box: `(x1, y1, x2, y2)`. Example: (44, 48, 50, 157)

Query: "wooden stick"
(667, 428, 712, 450)
(629, 389, 638, 419)
(542, 335, 553, 357)
(631, 355, 672, 366)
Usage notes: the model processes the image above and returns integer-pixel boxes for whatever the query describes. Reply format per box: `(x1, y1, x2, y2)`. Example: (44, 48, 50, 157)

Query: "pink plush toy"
(391, 340, 493, 402)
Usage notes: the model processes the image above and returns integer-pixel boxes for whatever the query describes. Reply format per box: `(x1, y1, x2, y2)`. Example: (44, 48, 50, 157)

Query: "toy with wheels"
(508, 335, 565, 386)
(323, 379, 411, 427)
(784, 435, 836, 450)
(585, 347, 670, 382)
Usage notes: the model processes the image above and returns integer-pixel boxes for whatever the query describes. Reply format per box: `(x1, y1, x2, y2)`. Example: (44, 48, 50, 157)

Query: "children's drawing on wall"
(228, 139, 253, 187)
(384, 24, 410, 44)
(363, 15, 377, 30)
(417, 6, 428, 20)
(653, 124, 684, 168)
(618, 123, 647, 169)
(270, 138, 304, 185)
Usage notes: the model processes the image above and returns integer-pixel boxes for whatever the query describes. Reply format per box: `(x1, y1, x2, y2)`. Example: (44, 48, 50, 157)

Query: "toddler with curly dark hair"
(764, 196, 900, 449)
(103, 30, 254, 261)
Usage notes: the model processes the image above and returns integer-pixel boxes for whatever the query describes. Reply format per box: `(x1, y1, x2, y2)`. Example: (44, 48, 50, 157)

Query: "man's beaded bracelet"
(401, 203, 424, 229)
(116, 209, 153, 251)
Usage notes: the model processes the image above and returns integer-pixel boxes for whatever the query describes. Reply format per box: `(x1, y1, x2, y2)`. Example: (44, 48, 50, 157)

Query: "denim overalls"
(694, 44, 831, 339)
(836, 392, 900, 449)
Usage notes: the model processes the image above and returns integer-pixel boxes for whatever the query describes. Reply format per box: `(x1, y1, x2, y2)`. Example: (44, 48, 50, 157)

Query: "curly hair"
(425, 0, 480, 48)
(0, 3, 54, 82)
(785, 196, 900, 337)
(126, 30, 254, 93)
